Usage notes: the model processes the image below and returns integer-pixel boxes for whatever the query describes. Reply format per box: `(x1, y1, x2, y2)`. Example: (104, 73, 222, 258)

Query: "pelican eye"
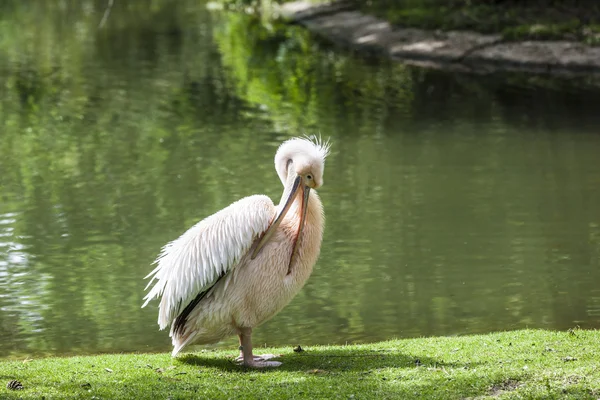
(306, 174, 312, 180)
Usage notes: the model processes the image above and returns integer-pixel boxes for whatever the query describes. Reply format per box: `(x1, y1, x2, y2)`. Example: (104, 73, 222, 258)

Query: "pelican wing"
(142, 195, 275, 330)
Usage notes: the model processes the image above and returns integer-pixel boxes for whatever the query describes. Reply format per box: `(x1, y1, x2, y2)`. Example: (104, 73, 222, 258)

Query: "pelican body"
(142, 137, 330, 367)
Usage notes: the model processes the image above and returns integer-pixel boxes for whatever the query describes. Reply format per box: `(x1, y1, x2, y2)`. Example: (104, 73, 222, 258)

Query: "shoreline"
(279, 1, 600, 75)
(1, 329, 599, 399)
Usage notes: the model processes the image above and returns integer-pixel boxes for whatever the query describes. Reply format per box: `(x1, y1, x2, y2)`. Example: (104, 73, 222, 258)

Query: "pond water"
(1, 0, 600, 358)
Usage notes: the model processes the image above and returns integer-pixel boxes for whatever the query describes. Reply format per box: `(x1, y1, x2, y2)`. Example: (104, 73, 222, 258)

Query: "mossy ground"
(1, 329, 599, 399)
(358, 0, 600, 44)
(216, 0, 600, 44)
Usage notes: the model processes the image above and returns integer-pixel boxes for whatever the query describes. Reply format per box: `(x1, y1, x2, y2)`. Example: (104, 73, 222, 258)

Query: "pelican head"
(274, 136, 330, 190)
(252, 136, 330, 262)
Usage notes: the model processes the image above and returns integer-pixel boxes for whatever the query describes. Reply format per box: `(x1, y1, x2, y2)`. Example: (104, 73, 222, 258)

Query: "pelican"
(142, 136, 330, 367)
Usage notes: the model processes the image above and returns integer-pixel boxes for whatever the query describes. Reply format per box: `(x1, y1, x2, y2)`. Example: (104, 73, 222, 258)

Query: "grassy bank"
(357, 0, 600, 44)
(215, 0, 600, 44)
(1, 329, 599, 399)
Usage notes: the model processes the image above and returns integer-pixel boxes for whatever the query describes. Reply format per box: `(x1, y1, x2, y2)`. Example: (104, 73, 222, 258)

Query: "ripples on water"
(0, 0, 599, 357)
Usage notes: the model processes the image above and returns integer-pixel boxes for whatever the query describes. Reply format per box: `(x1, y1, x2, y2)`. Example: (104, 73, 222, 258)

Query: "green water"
(1, 1, 600, 358)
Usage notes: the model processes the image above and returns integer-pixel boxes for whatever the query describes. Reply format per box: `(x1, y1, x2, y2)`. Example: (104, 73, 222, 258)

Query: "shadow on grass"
(172, 349, 510, 399)
(177, 347, 484, 373)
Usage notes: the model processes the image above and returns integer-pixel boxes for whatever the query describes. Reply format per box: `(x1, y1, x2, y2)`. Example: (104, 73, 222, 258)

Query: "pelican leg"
(235, 328, 281, 368)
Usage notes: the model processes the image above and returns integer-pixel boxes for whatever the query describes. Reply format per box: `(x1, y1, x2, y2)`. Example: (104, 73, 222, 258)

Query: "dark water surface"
(1, 1, 600, 358)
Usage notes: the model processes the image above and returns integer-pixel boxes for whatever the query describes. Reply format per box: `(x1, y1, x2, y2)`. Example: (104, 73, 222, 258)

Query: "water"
(1, 0, 600, 358)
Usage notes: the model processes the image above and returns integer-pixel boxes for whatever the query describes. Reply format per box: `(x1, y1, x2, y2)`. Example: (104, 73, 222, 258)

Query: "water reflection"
(1, 0, 599, 358)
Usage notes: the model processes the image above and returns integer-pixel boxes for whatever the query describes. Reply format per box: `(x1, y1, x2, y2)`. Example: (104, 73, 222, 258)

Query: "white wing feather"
(142, 195, 274, 330)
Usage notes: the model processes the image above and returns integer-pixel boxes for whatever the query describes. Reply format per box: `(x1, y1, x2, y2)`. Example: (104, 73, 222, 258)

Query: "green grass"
(358, 1, 600, 44)
(2, 329, 600, 399)
(214, 0, 600, 44)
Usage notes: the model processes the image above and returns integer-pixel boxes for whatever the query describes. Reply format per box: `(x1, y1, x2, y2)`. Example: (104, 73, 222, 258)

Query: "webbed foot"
(236, 328, 282, 368)
(235, 354, 281, 367)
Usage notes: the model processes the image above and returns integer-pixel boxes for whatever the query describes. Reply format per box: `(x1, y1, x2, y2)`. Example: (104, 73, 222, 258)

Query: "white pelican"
(142, 136, 330, 367)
